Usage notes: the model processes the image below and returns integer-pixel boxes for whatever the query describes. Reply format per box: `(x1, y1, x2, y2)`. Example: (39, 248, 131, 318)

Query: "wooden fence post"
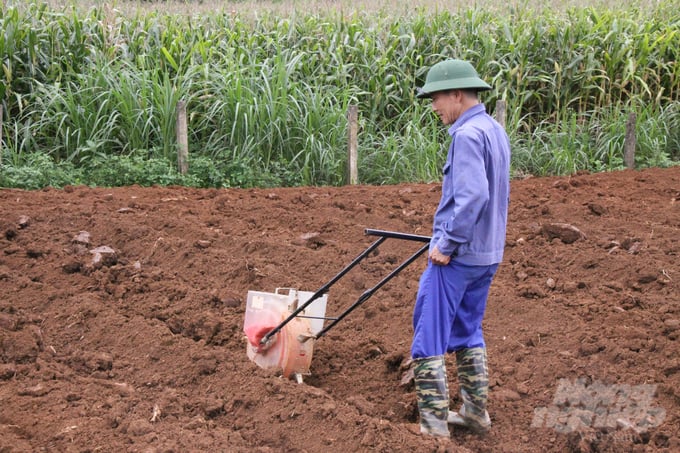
(0, 104, 3, 166)
(176, 100, 189, 175)
(495, 99, 506, 129)
(347, 104, 358, 185)
(624, 112, 636, 169)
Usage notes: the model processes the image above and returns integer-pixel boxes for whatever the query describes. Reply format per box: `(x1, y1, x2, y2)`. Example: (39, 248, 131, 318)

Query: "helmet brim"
(415, 87, 431, 99)
(416, 77, 492, 99)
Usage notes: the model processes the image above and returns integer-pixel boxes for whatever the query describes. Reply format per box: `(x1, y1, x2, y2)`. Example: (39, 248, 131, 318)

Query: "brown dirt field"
(1, 167, 679, 453)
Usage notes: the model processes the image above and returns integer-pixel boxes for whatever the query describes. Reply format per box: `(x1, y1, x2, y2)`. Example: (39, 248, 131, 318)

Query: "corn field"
(1, 0, 679, 188)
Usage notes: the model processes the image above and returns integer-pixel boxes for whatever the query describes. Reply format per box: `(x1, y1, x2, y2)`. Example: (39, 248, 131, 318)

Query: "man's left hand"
(429, 246, 451, 266)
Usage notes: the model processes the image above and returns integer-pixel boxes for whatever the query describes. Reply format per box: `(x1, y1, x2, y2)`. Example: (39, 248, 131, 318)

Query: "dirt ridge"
(0, 167, 678, 452)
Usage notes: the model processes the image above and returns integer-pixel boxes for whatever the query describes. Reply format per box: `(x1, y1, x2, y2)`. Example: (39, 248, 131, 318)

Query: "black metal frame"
(259, 228, 431, 345)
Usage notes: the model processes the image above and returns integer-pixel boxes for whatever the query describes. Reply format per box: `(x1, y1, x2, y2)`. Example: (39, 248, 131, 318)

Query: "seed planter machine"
(243, 229, 431, 383)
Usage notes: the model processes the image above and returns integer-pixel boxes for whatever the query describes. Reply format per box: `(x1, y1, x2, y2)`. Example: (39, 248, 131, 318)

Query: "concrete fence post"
(624, 112, 636, 169)
(347, 104, 358, 185)
(177, 100, 189, 175)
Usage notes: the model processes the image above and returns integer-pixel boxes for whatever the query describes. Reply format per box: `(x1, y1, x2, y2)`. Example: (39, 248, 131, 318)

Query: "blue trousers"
(411, 261, 499, 359)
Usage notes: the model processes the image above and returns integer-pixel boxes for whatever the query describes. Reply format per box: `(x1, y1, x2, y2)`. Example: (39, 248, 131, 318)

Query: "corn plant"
(1, 0, 679, 189)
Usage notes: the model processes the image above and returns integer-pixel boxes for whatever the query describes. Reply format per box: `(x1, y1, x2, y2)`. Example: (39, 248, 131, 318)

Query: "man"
(411, 59, 510, 437)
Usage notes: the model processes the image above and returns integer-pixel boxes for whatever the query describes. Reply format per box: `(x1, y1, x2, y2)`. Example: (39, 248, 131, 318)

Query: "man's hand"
(429, 245, 451, 266)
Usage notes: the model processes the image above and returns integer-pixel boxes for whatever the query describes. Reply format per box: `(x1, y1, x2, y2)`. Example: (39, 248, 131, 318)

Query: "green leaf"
(160, 47, 179, 71)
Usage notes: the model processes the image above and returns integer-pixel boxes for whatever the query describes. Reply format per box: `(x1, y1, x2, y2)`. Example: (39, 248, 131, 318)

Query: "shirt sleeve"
(435, 129, 490, 256)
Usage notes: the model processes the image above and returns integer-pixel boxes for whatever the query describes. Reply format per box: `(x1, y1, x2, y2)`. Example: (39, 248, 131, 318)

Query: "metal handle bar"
(259, 228, 431, 345)
(311, 242, 429, 340)
(364, 228, 431, 243)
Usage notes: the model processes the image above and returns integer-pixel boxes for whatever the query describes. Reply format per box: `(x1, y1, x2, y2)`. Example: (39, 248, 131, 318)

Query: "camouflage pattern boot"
(413, 355, 450, 437)
(448, 347, 491, 434)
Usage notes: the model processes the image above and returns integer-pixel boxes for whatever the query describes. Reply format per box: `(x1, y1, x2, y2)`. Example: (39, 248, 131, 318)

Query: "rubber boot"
(448, 347, 491, 434)
(413, 355, 450, 437)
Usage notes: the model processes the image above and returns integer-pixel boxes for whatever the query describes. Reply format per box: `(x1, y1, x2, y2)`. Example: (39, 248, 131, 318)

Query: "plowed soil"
(1, 167, 679, 453)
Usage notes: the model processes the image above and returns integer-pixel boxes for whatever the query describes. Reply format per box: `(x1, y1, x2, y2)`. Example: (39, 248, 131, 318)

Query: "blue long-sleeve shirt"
(431, 103, 510, 266)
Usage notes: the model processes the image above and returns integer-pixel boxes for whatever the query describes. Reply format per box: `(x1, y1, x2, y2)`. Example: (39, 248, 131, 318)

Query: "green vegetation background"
(1, 0, 679, 189)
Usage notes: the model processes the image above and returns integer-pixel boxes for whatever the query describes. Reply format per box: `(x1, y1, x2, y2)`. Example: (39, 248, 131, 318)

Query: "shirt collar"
(447, 103, 486, 136)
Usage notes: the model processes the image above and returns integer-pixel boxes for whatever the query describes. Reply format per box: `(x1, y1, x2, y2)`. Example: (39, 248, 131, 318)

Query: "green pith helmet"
(416, 59, 491, 98)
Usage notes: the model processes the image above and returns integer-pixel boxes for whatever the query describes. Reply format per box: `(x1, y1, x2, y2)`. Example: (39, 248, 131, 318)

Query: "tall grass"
(1, 0, 679, 188)
(41, 0, 676, 21)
